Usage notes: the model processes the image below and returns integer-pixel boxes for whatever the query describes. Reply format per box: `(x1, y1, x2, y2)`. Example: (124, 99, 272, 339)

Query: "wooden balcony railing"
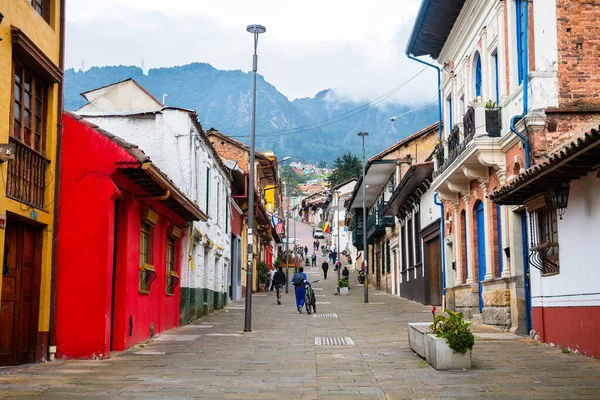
(6, 138, 50, 210)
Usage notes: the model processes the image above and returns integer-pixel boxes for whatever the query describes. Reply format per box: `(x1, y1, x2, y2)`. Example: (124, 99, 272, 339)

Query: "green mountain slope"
(64, 63, 437, 162)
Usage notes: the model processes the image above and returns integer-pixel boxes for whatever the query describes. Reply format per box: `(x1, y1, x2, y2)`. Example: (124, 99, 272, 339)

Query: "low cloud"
(66, 3, 437, 106)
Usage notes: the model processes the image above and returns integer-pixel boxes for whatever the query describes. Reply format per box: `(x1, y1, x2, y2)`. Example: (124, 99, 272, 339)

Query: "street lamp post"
(244, 23, 266, 333)
(336, 190, 341, 281)
(358, 131, 369, 304)
(284, 176, 291, 294)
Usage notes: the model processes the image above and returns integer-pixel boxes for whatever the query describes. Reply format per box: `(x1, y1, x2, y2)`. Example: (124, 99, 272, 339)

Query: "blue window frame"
(493, 52, 499, 103)
(497, 204, 503, 276)
(447, 96, 453, 129)
(516, 0, 525, 85)
(475, 56, 482, 98)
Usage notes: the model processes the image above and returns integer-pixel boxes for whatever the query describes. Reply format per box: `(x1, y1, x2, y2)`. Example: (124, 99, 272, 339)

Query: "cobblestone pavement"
(2, 251, 600, 399)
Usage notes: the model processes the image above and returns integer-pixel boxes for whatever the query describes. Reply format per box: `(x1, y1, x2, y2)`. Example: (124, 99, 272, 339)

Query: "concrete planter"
(408, 323, 472, 370)
(407, 323, 430, 358)
(339, 287, 349, 296)
(425, 334, 472, 370)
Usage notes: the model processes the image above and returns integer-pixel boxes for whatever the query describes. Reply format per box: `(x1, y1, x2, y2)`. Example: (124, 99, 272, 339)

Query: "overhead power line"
(229, 67, 430, 139)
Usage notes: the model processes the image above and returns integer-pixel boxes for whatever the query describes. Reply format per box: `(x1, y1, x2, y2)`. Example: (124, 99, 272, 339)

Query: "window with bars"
(13, 64, 46, 154)
(386, 239, 391, 273)
(414, 211, 421, 264)
(527, 196, 560, 275)
(139, 221, 155, 293)
(166, 236, 176, 295)
(407, 215, 414, 267)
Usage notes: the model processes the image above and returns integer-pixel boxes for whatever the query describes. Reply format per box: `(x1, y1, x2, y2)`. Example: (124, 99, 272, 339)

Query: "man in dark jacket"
(273, 266, 286, 305)
(321, 261, 329, 280)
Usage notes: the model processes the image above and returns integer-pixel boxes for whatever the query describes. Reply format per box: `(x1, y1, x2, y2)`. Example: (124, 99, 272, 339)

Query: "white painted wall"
(530, 171, 600, 308)
(438, 0, 559, 143)
(83, 109, 232, 307)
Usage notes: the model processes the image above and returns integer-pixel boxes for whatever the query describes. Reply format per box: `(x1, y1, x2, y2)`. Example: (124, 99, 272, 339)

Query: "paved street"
(2, 245, 600, 399)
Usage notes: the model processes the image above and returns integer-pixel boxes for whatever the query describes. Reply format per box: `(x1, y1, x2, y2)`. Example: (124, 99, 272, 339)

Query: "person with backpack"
(291, 267, 308, 313)
(273, 266, 287, 305)
(311, 251, 317, 267)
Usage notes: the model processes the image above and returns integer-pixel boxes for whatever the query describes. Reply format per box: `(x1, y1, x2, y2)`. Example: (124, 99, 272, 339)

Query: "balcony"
(6, 138, 50, 210)
(433, 102, 502, 179)
(351, 213, 364, 251)
(431, 101, 506, 198)
(366, 202, 395, 243)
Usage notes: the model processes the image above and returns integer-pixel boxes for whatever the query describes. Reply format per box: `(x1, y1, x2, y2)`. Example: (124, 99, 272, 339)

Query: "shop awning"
(491, 127, 600, 205)
(406, 0, 466, 59)
(349, 160, 397, 210)
(383, 162, 434, 217)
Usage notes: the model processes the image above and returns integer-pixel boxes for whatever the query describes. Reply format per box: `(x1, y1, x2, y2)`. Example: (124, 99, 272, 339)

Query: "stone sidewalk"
(1, 257, 600, 399)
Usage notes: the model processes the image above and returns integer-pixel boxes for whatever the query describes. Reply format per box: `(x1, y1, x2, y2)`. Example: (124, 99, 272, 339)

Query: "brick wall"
(208, 135, 249, 172)
(556, 0, 600, 107)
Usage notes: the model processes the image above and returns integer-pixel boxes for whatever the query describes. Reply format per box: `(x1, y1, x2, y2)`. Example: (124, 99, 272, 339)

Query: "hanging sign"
(0, 144, 15, 161)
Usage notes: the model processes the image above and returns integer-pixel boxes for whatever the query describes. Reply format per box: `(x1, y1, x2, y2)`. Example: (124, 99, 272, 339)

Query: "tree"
(328, 152, 362, 187)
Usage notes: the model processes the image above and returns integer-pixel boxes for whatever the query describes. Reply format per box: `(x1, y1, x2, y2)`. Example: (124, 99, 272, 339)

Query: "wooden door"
(427, 236, 442, 306)
(0, 219, 42, 365)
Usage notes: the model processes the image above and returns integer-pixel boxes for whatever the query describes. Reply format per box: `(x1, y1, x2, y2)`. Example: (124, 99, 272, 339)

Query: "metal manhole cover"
(315, 337, 355, 346)
(313, 313, 338, 318)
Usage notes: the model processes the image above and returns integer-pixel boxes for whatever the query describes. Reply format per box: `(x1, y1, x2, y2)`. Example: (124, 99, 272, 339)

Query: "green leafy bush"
(257, 261, 270, 286)
(430, 309, 474, 354)
(338, 278, 349, 288)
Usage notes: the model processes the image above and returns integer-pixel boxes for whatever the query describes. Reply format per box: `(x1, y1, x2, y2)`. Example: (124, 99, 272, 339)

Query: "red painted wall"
(230, 201, 242, 236)
(56, 114, 185, 359)
(532, 306, 600, 359)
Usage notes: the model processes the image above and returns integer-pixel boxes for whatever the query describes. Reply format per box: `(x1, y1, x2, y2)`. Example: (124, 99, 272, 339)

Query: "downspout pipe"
(48, 0, 66, 362)
(433, 193, 446, 310)
(510, 0, 531, 169)
(406, 54, 443, 143)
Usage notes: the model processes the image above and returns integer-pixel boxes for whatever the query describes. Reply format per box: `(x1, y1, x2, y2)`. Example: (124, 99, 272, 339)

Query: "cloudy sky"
(66, 1, 436, 105)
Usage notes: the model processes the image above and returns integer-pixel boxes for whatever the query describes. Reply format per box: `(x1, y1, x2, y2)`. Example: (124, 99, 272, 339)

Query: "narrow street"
(1, 229, 600, 400)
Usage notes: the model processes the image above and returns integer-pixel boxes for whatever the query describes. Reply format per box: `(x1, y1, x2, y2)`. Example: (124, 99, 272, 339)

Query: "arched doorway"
(475, 201, 486, 312)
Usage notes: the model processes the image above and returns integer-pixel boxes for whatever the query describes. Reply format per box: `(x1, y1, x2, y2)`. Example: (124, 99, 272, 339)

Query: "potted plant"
(257, 261, 269, 292)
(337, 278, 349, 296)
(426, 309, 474, 370)
(485, 100, 501, 137)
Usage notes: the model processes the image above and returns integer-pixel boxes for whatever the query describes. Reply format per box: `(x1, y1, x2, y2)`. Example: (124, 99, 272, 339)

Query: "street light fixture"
(358, 131, 369, 304)
(244, 23, 266, 333)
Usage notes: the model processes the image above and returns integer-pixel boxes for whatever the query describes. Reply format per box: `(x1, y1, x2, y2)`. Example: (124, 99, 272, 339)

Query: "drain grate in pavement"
(315, 337, 355, 346)
(313, 313, 338, 318)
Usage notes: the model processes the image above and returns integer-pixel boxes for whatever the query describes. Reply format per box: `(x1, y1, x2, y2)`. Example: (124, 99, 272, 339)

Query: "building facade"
(0, 0, 65, 365)
(55, 113, 204, 359)
(75, 79, 233, 323)
(207, 130, 282, 294)
(408, 0, 600, 340)
(347, 123, 438, 294)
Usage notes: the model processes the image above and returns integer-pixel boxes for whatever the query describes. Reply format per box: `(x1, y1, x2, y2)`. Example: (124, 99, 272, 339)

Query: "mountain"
(64, 63, 437, 163)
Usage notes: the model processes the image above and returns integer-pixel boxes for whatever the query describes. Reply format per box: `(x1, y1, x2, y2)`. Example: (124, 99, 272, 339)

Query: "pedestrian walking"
(268, 267, 276, 291)
(321, 261, 329, 280)
(304, 246, 308, 257)
(311, 251, 317, 267)
(273, 266, 286, 305)
(291, 267, 308, 313)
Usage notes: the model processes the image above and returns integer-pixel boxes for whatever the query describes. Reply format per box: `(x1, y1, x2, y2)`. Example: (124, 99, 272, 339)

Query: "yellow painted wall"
(0, 0, 62, 334)
(264, 184, 276, 213)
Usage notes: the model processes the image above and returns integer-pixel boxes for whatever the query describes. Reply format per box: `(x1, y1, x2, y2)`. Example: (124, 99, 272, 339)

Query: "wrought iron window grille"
(528, 202, 560, 275)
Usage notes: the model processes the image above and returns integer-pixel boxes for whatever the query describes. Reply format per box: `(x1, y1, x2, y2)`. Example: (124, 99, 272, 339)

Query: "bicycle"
(304, 280, 319, 314)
